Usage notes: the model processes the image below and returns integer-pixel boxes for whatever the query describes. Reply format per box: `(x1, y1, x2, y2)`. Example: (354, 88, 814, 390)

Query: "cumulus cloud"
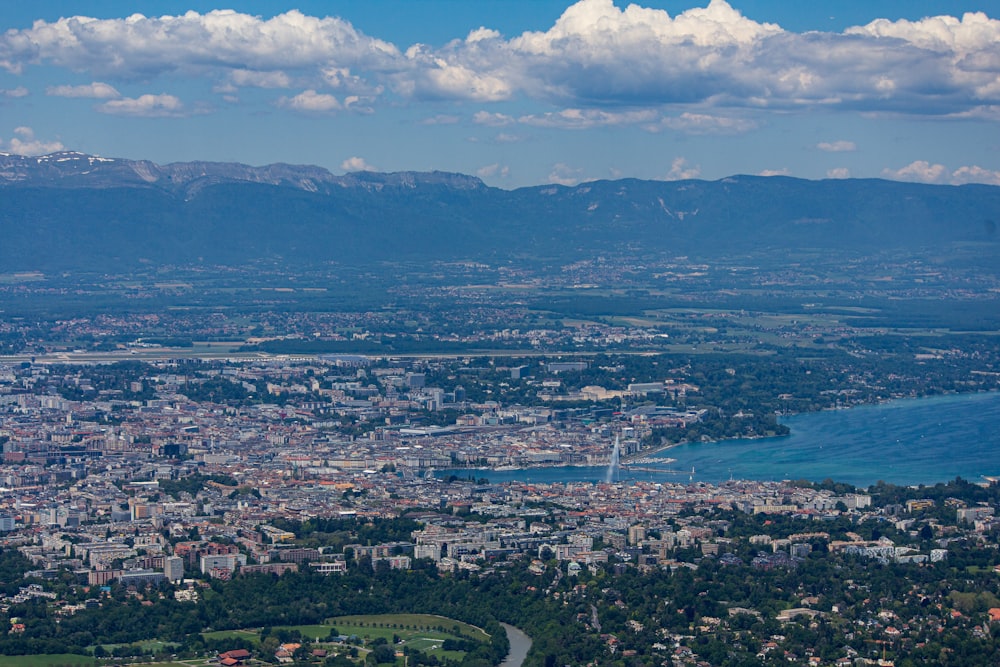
(847, 12, 998, 53)
(1, 86, 28, 98)
(881, 160, 949, 184)
(473, 111, 515, 127)
(0, 10, 399, 77)
(506, 0, 782, 105)
(826, 167, 851, 179)
(817, 140, 856, 152)
(519, 108, 658, 129)
(759, 168, 791, 177)
(97, 93, 184, 116)
(949, 105, 1000, 121)
(47, 82, 120, 98)
(320, 67, 382, 98)
(420, 114, 460, 125)
(1, 2, 999, 117)
(547, 163, 587, 186)
(344, 95, 375, 113)
(0, 126, 64, 155)
(432, 0, 1000, 115)
(494, 132, 525, 143)
(277, 89, 341, 112)
(230, 69, 291, 89)
(477, 163, 510, 179)
(399, 47, 512, 101)
(952, 165, 1000, 185)
(662, 157, 701, 181)
(654, 112, 757, 135)
(341, 156, 375, 172)
(883, 160, 1000, 185)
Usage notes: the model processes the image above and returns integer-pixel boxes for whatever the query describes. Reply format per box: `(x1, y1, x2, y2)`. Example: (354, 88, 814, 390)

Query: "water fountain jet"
(605, 434, 621, 483)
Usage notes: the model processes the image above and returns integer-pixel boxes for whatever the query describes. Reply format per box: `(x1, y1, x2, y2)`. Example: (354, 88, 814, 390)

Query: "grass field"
(201, 613, 486, 664)
(0, 656, 97, 667)
(202, 624, 337, 645)
(201, 628, 263, 644)
(0, 654, 214, 667)
(273, 625, 333, 642)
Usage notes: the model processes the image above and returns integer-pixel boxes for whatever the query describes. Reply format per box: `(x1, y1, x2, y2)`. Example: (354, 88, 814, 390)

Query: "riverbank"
(499, 624, 531, 667)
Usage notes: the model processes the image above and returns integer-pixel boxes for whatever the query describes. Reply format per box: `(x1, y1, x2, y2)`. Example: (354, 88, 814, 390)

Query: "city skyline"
(0, 0, 998, 187)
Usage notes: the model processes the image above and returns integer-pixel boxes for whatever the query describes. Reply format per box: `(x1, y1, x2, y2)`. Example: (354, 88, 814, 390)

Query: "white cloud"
(230, 69, 291, 89)
(826, 167, 851, 179)
(519, 108, 658, 129)
(662, 157, 701, 181)
(46, 82, 120, 98)
(494, 132, 525, 143)
(396, 28, 515, 102)
(341, 156, 375, 172)
(759, 168, 791, 177)
(1, 86, 28, 98)
(278, 89, 341, 112)
(0, 127, 64, 155)
(97, 93, 184, 117)
(0, 10, 399, 76)
(427, 0, 1000, 115)
(1, 3, 999, 118)
(321, 68, 383, 99)
(654, 112, 757, 135)
(420, 114, 460, 125)
(507, 0, 783, 105)
(952, 165, 1000, 185)
(341, 96, 374, 113)
(466, 27, 502, 44)
(477, 163, 510, 179)
(547, 163, 586, 186)
(401, 55, 511, 101)
(817, 140, 856, 152)
(884, 160, 1000, 185)
(473, 111, 515, 127)
(847, 12, 998, 53)
(881, 160, 949, 184)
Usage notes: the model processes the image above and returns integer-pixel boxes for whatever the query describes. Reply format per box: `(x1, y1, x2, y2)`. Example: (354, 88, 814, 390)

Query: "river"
(440, 391, 1000, 488)
(499, 623, 532, 667)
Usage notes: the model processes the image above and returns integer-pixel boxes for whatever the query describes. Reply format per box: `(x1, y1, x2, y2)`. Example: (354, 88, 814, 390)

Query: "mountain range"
(1, 151, 997, 273)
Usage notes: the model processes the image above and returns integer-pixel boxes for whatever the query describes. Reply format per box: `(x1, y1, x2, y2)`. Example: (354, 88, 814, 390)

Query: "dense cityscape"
(2, 0, 1000, 662)
(0, 337, 996, 665)
(0, 198, 998, 667)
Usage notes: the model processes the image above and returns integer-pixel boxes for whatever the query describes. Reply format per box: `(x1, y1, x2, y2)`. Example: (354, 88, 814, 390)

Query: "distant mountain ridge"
(0, 152, 997, 272)
(0, 151, 484, 196)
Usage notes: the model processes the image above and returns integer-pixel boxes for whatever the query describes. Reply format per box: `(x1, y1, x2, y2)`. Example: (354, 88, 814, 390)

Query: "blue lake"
(443, 391, 1000, 488)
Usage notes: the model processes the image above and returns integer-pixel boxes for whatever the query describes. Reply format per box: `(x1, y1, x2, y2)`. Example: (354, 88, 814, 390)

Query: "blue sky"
(0, 0, 998, 187)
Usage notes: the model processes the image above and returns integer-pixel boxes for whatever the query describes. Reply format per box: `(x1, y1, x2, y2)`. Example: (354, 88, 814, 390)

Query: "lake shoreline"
(439, 391, 1000, 488)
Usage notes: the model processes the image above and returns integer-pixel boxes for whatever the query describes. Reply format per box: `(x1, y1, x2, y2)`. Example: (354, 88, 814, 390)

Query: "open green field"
(273, 625, 333, 642)
(0, 656, 97, 667)
(201, 628, 263, 644)
(202, 625, 337, 645)
(202, 614, 484, 664)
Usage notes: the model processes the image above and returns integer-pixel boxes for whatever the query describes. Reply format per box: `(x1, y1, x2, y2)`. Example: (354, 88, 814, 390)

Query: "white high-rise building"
(164, 556, 184, 582)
